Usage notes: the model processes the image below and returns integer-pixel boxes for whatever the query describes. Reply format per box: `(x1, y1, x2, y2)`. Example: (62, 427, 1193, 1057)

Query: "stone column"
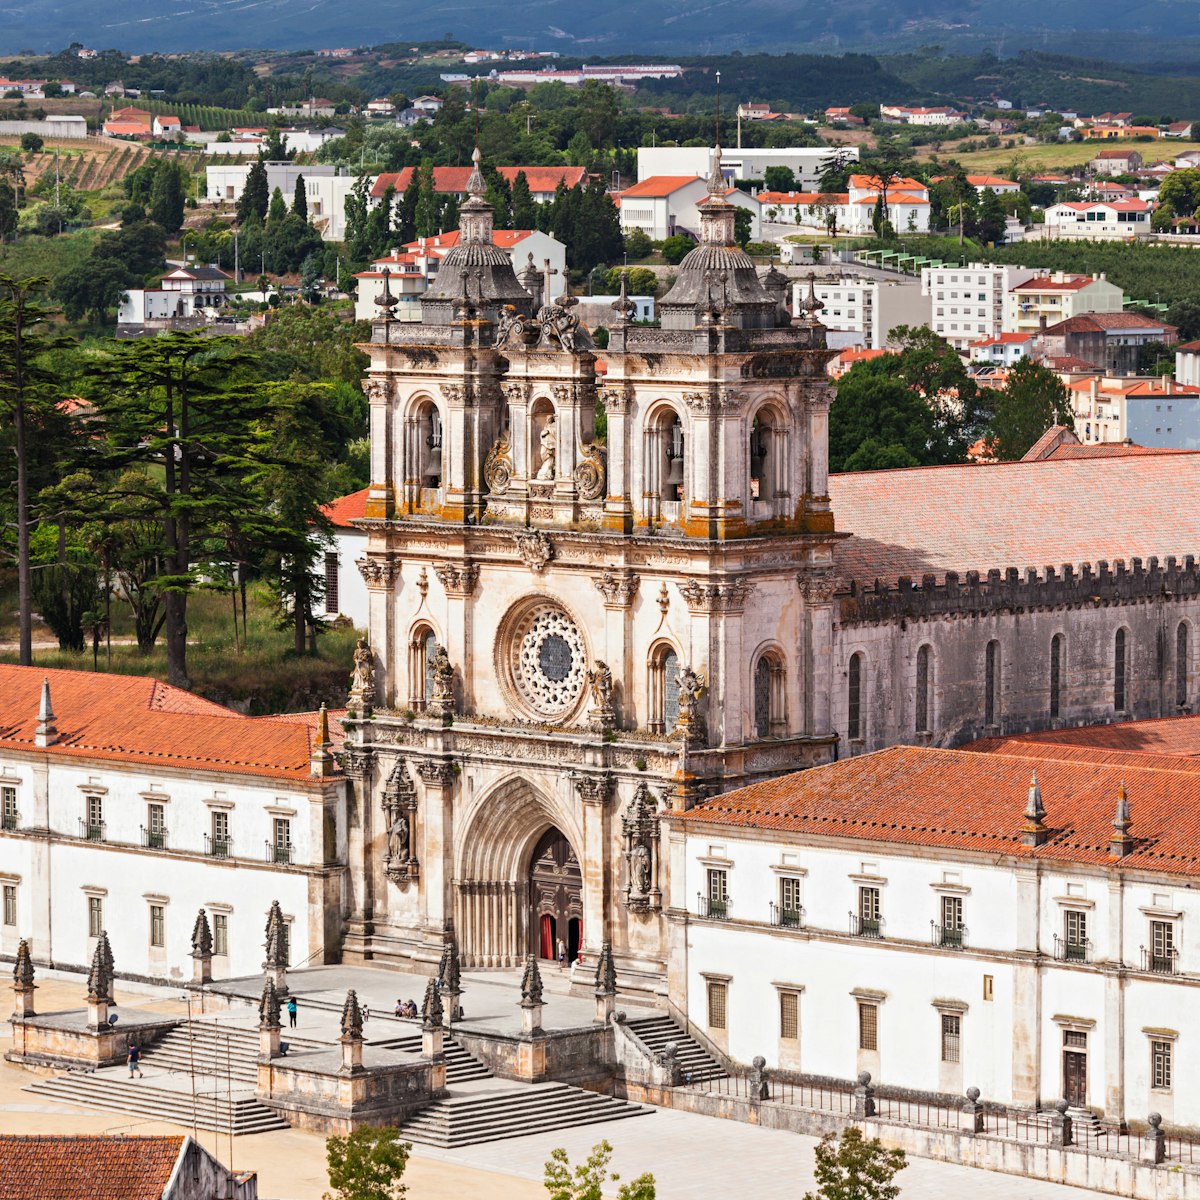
(519, 955, 544, 1036)
(11, 939, 36, 1019)
(961, 1086, 986, 1134)
(340, 738, 376, 956)
(1104, 877, 1126, 1123)
(339, 989, 365, 1075)
(575, 772, 612, 958)
(1143, 1113, 1166, 1164)
(852, 1071, 876, 1117)
(421, 976, 447, 1094)
(190, 910, 213, 986)
(263, 900, 289, 998)
(438, 933, 462, 1026)
(798, 573, 836, 739)
(1010, 865, 1042, 1107)
(417, 761, 457, 932)
(1047, 1099, 1073, 1147)
(85, 936, 111, 1032)
(594, 941, 617, 1026)
(258, 978, 281, 1061)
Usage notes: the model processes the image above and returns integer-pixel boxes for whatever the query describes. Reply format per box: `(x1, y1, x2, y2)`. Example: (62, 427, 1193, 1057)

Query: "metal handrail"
(770, 902, 805, 929)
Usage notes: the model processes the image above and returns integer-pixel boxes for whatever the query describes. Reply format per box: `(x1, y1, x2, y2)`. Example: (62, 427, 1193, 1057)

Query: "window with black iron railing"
(141, 825, 168, 850)
(931, 921, 967, 949)
(849, 912, 884, 938)
(1054, 933, 1092, 963)
(1, 808, 19, 831)
(697, 893, 730, 920)
(80, 818, 106, 842)
(205, 833, 233, 858)
(770, 901, 805, 929)
(1141, 944, 1179, 975)
(267, 840, 294, 865)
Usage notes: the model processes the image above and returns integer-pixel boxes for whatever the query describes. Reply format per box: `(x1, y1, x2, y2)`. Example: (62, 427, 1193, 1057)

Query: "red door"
(540, 914, 556, 961)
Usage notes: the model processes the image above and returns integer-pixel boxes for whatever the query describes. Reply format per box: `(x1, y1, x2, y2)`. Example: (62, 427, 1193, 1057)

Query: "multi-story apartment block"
(920, 263, 1037, 352)
(796, 274, 930, 349)
(1006, 272, 1125, 336)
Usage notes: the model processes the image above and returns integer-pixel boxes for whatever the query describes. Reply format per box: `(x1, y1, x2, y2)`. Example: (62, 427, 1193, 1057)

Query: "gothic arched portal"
(529, 828, 583, 964)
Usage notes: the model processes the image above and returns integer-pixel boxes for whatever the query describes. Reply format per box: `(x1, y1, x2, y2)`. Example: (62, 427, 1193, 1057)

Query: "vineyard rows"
(26, 143, 152, 194)
(138, 97, 261, 132)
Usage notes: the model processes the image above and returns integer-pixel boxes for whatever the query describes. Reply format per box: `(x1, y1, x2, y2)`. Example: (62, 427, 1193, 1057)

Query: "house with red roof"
(968, 331, 1038, 366)
(151, 113, 182, 139)
(320, 487, 370, 627)
(1040, 310, 1176, 375)
(1044, 197, 1152, 240)
(0, 665, 346, 983)
(1007, 271, 1125, 334)
(1067, 371, 1198, 447)
(371, 165, 586, 205)
(102, 105, 151, 137)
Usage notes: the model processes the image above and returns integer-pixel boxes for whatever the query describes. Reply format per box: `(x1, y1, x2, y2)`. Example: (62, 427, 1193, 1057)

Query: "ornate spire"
(340, 988, 364, 1039)
(87, 936, 111, 1002)
(1020, 771, 1050, 847)
(594, 942, 617, 997)
(310, 704, 334, 777)
(438, 936, 461, 995)
(374, 266, 397, 321)
(191, 909, 213, 958)
(13, 938, 34, 989)
(520, 954, 544, 1007)
(466, 144, 486, 198)
(35, 676, 56, 747)
(259, 978, 281, 1030)
(459, 144, 494, 247)
(1110, 781, 1134, 858)
(422, 976, 444, 1029)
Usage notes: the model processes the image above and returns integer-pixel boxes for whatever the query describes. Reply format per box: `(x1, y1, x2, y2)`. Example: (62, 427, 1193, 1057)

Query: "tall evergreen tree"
(267, 186, 288, 228)
(989, 358, 1073, 461)
(237, 158, 269, 224)
(293, 173, 308, 221)
(414, 159, 439, 239)
(510, 170, 537, 230)
(397, 172, 420, 244)
(148, 161, 185, 234)
(0, 179, 18, 242)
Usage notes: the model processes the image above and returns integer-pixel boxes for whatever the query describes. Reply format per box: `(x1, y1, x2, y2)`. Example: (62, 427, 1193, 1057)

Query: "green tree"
(989, 357, 1073, 461)
(976, 186, 1006, 245)
(623, 227, 652, 260)
(764, 165, 796, 192)
(293, 173, 308, 220)
(20, 132, 43, 153)
(0, 275, 73, 664)
(734, 206, 752, 248)
(148, 161, 185, 233)
(396, 171, 420, 244)
(268, 186, 288, 228)
(29, 522, 96, 652)
(1156, 168, 1200, 224)
(803, 1127, 907, 1200)
(544, 1140, 655, 1200)
(511, 170, 538, 230)
(414, 158, 439, 239)
(323, 1126, 409, 1200)
(660, 234, 693, 265)
(0, 180, 17, 242)
(238, 158, 269, 224)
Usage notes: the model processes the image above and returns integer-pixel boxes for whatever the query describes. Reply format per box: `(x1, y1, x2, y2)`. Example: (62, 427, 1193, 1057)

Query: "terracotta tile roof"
(321, 487, 369, 527)
(0, 665, 339, 782)
(620, 175, 704, 198)
(399, 229, 537, 253)
(371, 165, 585, 199)
(676, 744, 1200, 876)
(1044, 442, 1189, 459)
(1176, 339, 1200, 352)
(1045, 313, 1175, 335)
(974, 714, 1200, 759)
(966, 174, 1019, 187)
(1013, 275, 1097, 292)
(0, 1134, 185, 1200)
(828, 453, 1200, 583)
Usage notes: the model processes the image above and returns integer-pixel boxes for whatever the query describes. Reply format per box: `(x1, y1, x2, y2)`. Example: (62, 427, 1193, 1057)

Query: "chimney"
(1020, 772, 1051, 847)
(1109, 781, 1134, 858)
(310, 704, 334, 777)
(35, 677, 57, 748)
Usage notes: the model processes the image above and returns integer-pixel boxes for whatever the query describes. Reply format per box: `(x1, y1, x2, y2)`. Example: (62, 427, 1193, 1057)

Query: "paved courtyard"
(0, 970, 1138, 1199)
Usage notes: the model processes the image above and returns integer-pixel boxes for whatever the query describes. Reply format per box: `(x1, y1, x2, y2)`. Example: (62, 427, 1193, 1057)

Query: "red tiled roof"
(1013, 275, 1095, 292)
(620, 175, 704, 198)
(828, 453, 1200, 583)
(400, 229, 538, 252)
(1044, 312, 1175, 335)
(676, 744, 1200, 876)
(0, 665, 339, 782)
(371, 165, 585, 199)
(321, 487, 369, 527)
(976, 714, 1200, 760)
(0, 1134, 185, 1200)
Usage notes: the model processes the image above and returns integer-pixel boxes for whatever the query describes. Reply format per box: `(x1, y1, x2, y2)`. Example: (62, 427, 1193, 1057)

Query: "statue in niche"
(536, 414, 557, 480)
(387, 809, 409, 862)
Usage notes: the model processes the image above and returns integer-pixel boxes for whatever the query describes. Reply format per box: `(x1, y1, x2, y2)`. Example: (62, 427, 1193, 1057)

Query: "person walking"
(362, 1003, 370, 1023)
(556, 937, 566, 970)
(287, 996, 298, 1028)
(127, 1043, 142, 1079)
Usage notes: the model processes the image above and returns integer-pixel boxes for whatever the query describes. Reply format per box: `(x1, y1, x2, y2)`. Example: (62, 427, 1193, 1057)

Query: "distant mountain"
(3, 0, 1200, 62)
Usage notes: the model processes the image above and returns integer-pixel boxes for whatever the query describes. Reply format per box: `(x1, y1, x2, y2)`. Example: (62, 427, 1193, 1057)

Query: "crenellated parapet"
(839, 555, 1200, 626)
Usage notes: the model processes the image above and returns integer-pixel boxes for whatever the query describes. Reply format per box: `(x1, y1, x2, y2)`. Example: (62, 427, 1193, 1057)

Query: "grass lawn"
(0, 572, 358, 715)
(922, 140, 1200, 173)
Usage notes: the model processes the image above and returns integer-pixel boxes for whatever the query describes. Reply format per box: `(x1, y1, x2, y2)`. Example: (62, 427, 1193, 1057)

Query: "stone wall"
(7, 1013, 179, 1072)
(453, 1025, 612, 1089)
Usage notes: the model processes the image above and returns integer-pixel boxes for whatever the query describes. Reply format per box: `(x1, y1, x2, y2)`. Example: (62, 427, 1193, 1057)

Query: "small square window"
(779, 991, 799, 1041)
(941, 1013, 961, 1062)
(858, 1001, 878, 1051)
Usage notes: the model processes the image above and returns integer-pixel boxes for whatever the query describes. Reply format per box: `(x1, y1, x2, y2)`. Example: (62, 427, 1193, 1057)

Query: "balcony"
(80, 819, 106, 842)
(1141, 946, 1179, 975)
(1054, 934, 1092, 964)
(697, 894, 730, 920)
(849, 913, 884, 939)
(267, 841, 294, 865)
(1, 810, 18, 831)
(141, 825, 168, 850)
(205, 834, 233, 859)
(770, 902, 806, 930)
(932, 922, 968, 949)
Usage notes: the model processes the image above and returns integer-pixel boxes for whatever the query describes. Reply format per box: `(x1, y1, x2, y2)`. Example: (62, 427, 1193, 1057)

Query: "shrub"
(660, 234, 694, 265)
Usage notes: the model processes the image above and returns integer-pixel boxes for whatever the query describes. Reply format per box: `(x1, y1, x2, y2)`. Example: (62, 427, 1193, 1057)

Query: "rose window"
(511, 607, 587, 716)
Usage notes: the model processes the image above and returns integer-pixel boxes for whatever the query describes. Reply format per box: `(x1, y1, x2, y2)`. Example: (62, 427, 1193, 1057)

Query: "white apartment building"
(920, 263, 1037, 351)
(1043, 200, 1153, 241)
(0, 667, 347, 983)
(796, 274, 930, 349)
(617, 176, 760, 242)
(205, 161, 340, 205)
(669, 741, 1200, 1124)
(1007, 272, 1126, 336)
(636, 146, 858, 191)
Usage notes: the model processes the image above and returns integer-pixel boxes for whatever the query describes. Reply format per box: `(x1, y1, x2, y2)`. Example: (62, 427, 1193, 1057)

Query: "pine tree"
(149, 162, 185, 234)
(414, 159, 439, 239)
(237, 158, 269, 224)
(511, 170, 537, 230)
(0, 179, 17, 242)
(267, 186, 287, 228)
(397, 172, 420, 244)
(293, 173, 307, 220)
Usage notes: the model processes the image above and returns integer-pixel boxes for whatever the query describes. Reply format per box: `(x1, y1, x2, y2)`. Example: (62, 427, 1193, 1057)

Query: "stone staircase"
(141, 1022, 325, 1084)
(625, 1014, 728, 1084)
(370, 1031, 493, 1083)
(26, 1072, 289, 1135)
(397, 1080, 650, 1147)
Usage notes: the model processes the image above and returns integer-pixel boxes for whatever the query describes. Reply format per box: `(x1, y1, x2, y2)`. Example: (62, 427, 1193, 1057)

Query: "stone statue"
(677, 666, 708, 747)
(429, 644, 455, 717)
(538, 294, 581, 351)
(587, 660, 613, 710)
(630, 841, 651, 896)
(387, 810, 410, 862)
(622, 781, 660, 912)
(348, 637, 376, 712)
(536, 415, 557, 480)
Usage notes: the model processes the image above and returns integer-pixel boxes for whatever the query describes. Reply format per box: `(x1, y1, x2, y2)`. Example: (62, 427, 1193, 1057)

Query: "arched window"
(644, 407, 685, 516)
(915, 644, 932, 735)
(1114, 628, 1128, 713)
(1178, 622, 1190, 710)
(848, 652, 864, 741)
(1050, 634, 1064, 719)
(649, 645, 681, 734)
(984, 640, 1000, 728)
(408, 625, 438, 710)
(753, 651, 786, 738)
(414, 401, 442, 490)
(749, 406, 791, 508)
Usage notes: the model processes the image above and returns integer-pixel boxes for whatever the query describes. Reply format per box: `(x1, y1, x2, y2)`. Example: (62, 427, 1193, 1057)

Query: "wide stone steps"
(142, 1023, 325, 1085)
(397, 1082, 650, 1147)
(26, 1072, 289, 1135)
(371, 1032, 493, 1083)
(626, 1015, 728, 1083)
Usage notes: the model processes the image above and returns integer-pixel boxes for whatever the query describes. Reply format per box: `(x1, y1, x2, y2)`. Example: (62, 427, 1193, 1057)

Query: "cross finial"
(466, 144, 485, 198)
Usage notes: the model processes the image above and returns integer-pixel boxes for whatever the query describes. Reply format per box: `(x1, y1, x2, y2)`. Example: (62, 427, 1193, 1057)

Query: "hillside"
(5, 0, 1200, 62)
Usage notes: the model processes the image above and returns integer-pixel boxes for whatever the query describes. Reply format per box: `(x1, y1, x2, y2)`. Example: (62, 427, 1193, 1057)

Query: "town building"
(968, 331, 1037, 366)
(879, 105, 966, 126)
(1176, 339, 1200, 387)
(102, 105, 151, 137)
(616, 176, 761, 242)
(757, 178, 928, 236)
(666, 730, 1200, 1123)
(1038, 311, 1176, 374)
(1006, 273, 1125, 335)
(1069, 375, 1200, 448)
(920, 263, 1037, 351)
(824, 107, 865, 127)
(322, 488, 370, 627)
(205, 161, 339, 205)
(1043, 199, 1152, 240)
(798, 273, 930, 350)
(117, 265, 232, 333)
(1090, 149, 1143, 175)
(636, 146, 858, 191)
(0, 666, 347, 982)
